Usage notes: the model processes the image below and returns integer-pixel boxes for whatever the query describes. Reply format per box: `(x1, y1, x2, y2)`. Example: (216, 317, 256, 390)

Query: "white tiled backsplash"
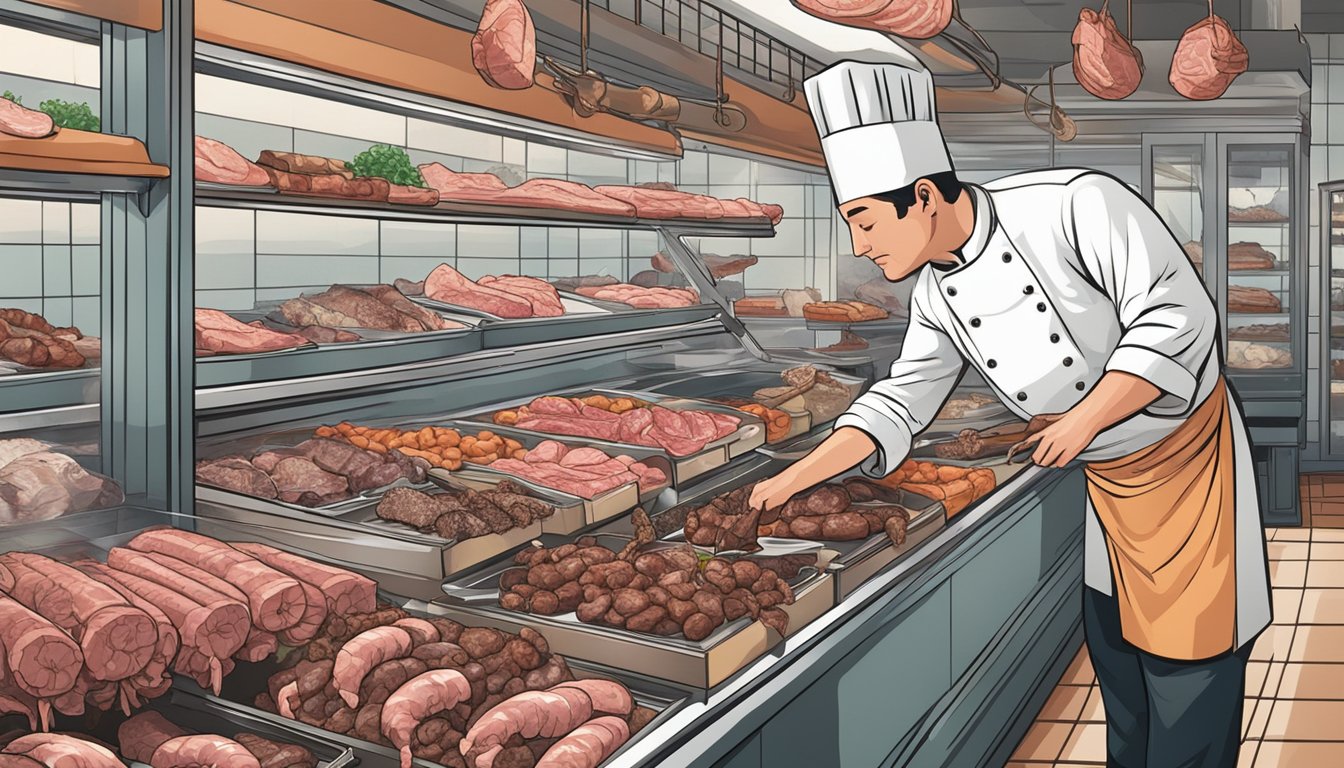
(0, 198, 100, 334)
(194, 75, 841, 302)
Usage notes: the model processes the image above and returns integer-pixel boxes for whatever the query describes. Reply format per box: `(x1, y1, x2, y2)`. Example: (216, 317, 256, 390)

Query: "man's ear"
(915, 178, 937, 214)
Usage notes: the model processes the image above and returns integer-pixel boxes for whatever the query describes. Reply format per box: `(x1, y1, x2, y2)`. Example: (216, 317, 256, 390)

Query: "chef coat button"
(1036, 302, 1047, 312)
(970, 318, 981, 328)
(1050, 333, 1060, 343)
(947, 286, 958, 297)
(1063, 357, 1074, 367)
(1023, 285, 1035, 295)
(987, 359, 997, 368)
(1017, 392, 1028, 401)
(1002, 252, 1012, 262)
(1076, 382, 1086, 391)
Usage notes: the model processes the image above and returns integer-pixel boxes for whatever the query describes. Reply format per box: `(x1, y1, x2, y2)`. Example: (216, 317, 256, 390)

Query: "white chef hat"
(804, 61, 954, 205)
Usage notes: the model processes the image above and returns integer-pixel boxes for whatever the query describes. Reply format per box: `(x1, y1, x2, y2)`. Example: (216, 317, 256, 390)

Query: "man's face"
(841, 193, 936, 282)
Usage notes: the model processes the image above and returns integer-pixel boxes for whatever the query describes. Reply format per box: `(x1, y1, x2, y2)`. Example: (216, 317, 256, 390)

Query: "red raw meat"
(515, 414, 621, 442)
(681, 409, 721, 444)
(523, 439, 568, 464)
(790, 0, 951, 39)
(380, 669, 472, 768)
(195, 309, 308, 356)
(574, 283, 699, 308)
(472, 0, 537, 90)
(1073, 3, 1144, 100)
(627, 462, 667, 493)
(578, 404, 621, 422)
(489, 458, 631, 498)
(228, 541, 376, 615)
(557, 447, 612, 467)
(617, 409, 654, 443)
(593, 185, 723, 219)
(534, 715, 630, 767)
(417, 163, 509, 202)
(529, 397, 582, 416)
(478, 275, 565, 317)
(708, 412, 742, 437)
(650, 407, 693, 439)
(0, 96, 55, 139)
(1170, 1, 1248, 100)
(387, 184, 439, 206)
(497, 179, 637, 217)
(424, 263, 534, 319)
(194, 137, 270, 186)
(3, 734, 122, 768)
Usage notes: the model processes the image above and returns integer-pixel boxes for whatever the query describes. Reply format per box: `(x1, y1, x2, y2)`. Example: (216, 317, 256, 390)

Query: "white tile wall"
(256, 212, 378, 256)
(197, 75, 403, 145)
(0, 23, 98, 87)
(0, 199, 100, 334)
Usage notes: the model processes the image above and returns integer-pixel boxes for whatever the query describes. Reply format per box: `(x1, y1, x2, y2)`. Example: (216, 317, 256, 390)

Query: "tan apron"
(1084, 379, 1237, 661)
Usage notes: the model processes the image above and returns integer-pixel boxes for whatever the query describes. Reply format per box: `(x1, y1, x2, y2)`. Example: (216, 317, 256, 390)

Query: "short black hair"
(863, 171, 964, 218)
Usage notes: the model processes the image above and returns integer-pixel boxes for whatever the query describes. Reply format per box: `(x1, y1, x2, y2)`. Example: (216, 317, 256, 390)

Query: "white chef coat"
(835, 168, 1271, 649)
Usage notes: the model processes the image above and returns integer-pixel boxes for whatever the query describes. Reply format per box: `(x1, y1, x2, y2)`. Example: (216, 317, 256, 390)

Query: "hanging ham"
(790, 0, 952, 40)
(1169, 0, 1248, 100)
(472, 0, 537, 90)
(1072, 1, 1144, 100)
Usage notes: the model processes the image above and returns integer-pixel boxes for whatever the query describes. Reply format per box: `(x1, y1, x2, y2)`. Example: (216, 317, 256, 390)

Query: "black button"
(947, 286, 958, 297)
(1076, 382, 1086, 391)
(1050, 333, 1060, 343)
(1017, 392, 1028, 401)
(1023, 285, 1035, 295)
(1063, 357, 1074, 367)
(987, 359, 997, 368)
(1036, 302, 1047, 312)
(1002, 253, 1012, 263)
(970, 318, 981, 328)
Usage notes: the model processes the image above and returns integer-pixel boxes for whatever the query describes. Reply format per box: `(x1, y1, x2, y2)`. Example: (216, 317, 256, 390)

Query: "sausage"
(151, 736, 261, 768)
(0, 594, 83, 716)
(380, 670, 472, 768)
(73, 561, 180, 705)
(0, 553, 155, 684)
(534, 716, 630, 768)
(229, 541, 377, 614)
(392, 618, 440, 645)
(277, 578, 327, 646)
(127, 530, 306, 632)
(459, 687, 593, 764)
(333, 626, 414, 708)
(2, 734, 122, 768)
(820, 512, 870, 541)
(276, 681, 299, 719)
(551, 679, 634, 716)
(234, 631, 278, 663)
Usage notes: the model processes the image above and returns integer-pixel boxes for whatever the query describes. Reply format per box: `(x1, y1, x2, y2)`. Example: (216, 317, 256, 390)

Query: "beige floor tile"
(1263, 662, 1287, 698)
(1062, 650, 1095, 685)
(1277, 662, 1344, 699)
(1299, 589, 1344, 624)
(1245, 662, 1270, 697)
(1245, 698, 1274, 740)
(1079, 687, 1105, 723)
(1312, 528, 1344, 542)
(1059, 723, 1106, 764)
(1238, 739, 1260, 768)
(1273, 589, 1304, 624)
(1269, 541, 1311, 560)
(1037, 684, 1090, 721)
(1054, 764, 1106, 768)
(1264, 700, 1344, 740)
(1251, 625, 1296, 661)
(1008, 721, 1071, 762)
(1276, 527, 1312, 541)
(1307, 560, 1344, 588)
(1255, 741, 1344, 768)
(1290, 625, 1344, 662)
(1312, 542, 1344, 560)
(1270, 559, 1308, 588)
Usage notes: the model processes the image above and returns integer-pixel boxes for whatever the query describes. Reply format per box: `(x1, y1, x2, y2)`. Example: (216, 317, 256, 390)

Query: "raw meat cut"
(0, 438, 53, 468)
(0, 552, 156, 683)
(535, 716, 630, 768)
(418, 163, 510, 202)
(286, 324, 360, 343)
(305, 285, 424, 333)
(1228, 204, 1287, 223)
(382, 669, 472, 768)
(551, 679, 634, 715)
(0, 309, 65, 336)
(1228, 241, 1275, 270)
(460, 686, 594, 764)
(229, 541, 376, 615)
(255, 151, 353, 179)
(127, 528, 308, 633)
(2, 734, 121, 768)
(652, 251, 757, 278)
(195, 457, 279, 499)
(734, 297, 788, 317)
(0, 451, 121, 525)
(424, 263, 534, 318)
(263, 168, 390, 202)
(551, 275, 619, 292)
(1228, 323, 1289, 342)
(1170, 0, 1248, 100)
(334, 625, 415, 708)
(593, 185, 722, 219)
(387, 184, 440, 206)
(0, 96, 55, 138)
(195, 137, 270, 187)
(478, 275, 564, 317)
(269, 457, 350, 506)
(790, 0, 952, 39)
(195, 309, 309, 356)
(120, 711, 262, 768)
(802, 300, 889, 322)
(1228, 340, 1292, 369)
(1227, 286, 1281, 313)
(496, 178, 637, 217)
(472, 0, 537, 90)
(1072, 2, 1144, 100)
(573, 283, 699, 309)
(0, 318, 85, 369)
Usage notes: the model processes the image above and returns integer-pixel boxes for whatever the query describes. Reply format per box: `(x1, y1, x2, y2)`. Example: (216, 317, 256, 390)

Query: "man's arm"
(1030, 371, 1161, 467)
(750, 427, 877, 512)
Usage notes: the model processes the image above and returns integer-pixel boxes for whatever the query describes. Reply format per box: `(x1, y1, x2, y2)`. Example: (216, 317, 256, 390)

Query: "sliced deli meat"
(424, 263, 534, 318)
(195, 137, 270, 186)
(478, 275, 564, 316)
(418, 162, 510, 202)
(594, 185, 722, 219)
(1170, 0, 1248, 100)
(574, 282, 699, 309)
(0, 95, 55, 138)
(1072, 2, 1144, 100)
(472, 0, 538, 90)
(194, 309, 309, 356)
(496, 178, 637, 217)
(791, 0, 952, 40)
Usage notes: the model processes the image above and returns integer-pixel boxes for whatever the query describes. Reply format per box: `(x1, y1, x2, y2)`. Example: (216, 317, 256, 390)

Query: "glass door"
(1149, 144, 1209, 278)
(1326, 184, 1344, 455)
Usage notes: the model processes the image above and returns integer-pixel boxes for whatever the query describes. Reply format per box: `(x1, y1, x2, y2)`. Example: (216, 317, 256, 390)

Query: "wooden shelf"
(0, 128, 169, 194)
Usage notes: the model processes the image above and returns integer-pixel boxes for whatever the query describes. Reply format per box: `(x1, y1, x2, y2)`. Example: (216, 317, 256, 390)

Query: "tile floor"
(1008, 527, 1344, 766)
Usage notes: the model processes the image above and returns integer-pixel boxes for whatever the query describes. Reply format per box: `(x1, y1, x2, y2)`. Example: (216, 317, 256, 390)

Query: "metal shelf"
(0, 369, 99, 418)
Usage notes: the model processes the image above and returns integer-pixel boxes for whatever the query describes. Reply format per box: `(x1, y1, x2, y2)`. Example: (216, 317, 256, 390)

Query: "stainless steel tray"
(821, 494, 947, 601)
(456, 387, 765, 487)
(437, 533, 833, 689)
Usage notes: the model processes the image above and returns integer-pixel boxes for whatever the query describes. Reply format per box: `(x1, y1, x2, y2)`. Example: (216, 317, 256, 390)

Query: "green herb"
(349, 144, 426, 188)
(38, 98, 99, 131)
(2, 90, 20, 104)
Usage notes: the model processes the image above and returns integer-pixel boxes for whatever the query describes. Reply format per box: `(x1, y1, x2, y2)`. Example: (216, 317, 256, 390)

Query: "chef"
(749, 60, 1270, 768)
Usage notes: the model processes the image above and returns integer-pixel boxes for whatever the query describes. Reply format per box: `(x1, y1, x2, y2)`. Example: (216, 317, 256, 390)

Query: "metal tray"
(456, 388, 765, 487)
(437, 534, 833, 689)
(411, 292, 610, 321)
(821, 495, 947, 601)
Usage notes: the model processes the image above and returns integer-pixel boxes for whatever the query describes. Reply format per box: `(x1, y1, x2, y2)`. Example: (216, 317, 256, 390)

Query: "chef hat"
(804, 61, 954, 205)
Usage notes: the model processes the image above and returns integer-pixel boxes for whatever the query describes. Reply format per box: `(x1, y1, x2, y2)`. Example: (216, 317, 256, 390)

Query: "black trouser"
(1083, 586, 1252, 768)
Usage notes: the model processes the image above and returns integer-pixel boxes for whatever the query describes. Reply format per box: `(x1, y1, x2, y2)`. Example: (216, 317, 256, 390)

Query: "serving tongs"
(1003, 413, 1066, 464)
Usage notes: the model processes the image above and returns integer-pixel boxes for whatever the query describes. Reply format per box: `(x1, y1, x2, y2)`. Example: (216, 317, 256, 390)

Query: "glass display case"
(1149, 143, 1208, 278)
(1324, 183, 1344, 456)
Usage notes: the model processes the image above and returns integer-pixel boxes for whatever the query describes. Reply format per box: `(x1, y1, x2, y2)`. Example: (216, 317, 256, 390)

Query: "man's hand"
(1028, 371, 1164, 467)
(749, 471, 802, 513)
(1030, 410, 1103, 468)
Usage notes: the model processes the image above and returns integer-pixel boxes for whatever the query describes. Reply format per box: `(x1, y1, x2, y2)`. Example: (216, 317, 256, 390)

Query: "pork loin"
(472, 0, 537, 90)
(1072, 2, 1144, 100)
(1169, 0, 1248, 101)
(790, 0, 952, 40)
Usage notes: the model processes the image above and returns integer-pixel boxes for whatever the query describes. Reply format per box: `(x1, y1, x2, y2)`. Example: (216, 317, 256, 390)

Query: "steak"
(361, 285, 461, 331)
(195, 137, 270, 186)
(424, 263, 535, 318)
(276, 297, 360, 330)
(196, 457, 279, 499)
(790, 0, 952, 40)
(263, 167, 390, 201)
(0, 95, 55, 138)
(1170, 1, 1248, 100)
(573, 283, 699, 308)
(387, 184, 439, 206)
(418, 163, 510, 202)
(1227, 286, 1281, 313)
(478, 275, 565, 317)
(472, 0, 537, 90)
(269, 457, 348, 506)
(1072, 3, 1144, 100)
(307, 285, 424, 332)
(0, 318, 86, 369)
(256, 151, 353, 178)
(195, 309, 309, 355)
(1228, 241, 1275, 270)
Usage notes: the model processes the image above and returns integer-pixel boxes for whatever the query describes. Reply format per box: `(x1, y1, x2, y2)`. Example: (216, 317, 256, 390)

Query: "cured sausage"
(228, 541, 376, 614)
(391, 618, 440, 645)
(127, 530, 306, 632)
(72, 561, 180, 708)
(380, 669, 472, 768)
(551, 679, 634, 716)
(277, 578, 326, 646)
(333, 626, 415, 708)
(0, 552, 155, 683)
(276, 681, 300, 719)
(459, 687, 594, 764)
(1, 734, 122, 768)
(0, 594, 82, 728)
(535, 716, 631, 768)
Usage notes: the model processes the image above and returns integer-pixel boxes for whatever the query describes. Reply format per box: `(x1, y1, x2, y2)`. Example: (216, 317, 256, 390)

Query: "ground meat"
(459, 627, 507, 658)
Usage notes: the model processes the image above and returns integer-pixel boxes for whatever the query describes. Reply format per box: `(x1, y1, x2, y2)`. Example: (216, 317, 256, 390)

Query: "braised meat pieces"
(685, 480, 911, 552)
(196, 438, 430, 507)
(376, 481, 553, 540)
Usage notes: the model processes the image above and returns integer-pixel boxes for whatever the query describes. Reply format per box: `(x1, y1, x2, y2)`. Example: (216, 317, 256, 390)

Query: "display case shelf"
(0, 129, 169, 195)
